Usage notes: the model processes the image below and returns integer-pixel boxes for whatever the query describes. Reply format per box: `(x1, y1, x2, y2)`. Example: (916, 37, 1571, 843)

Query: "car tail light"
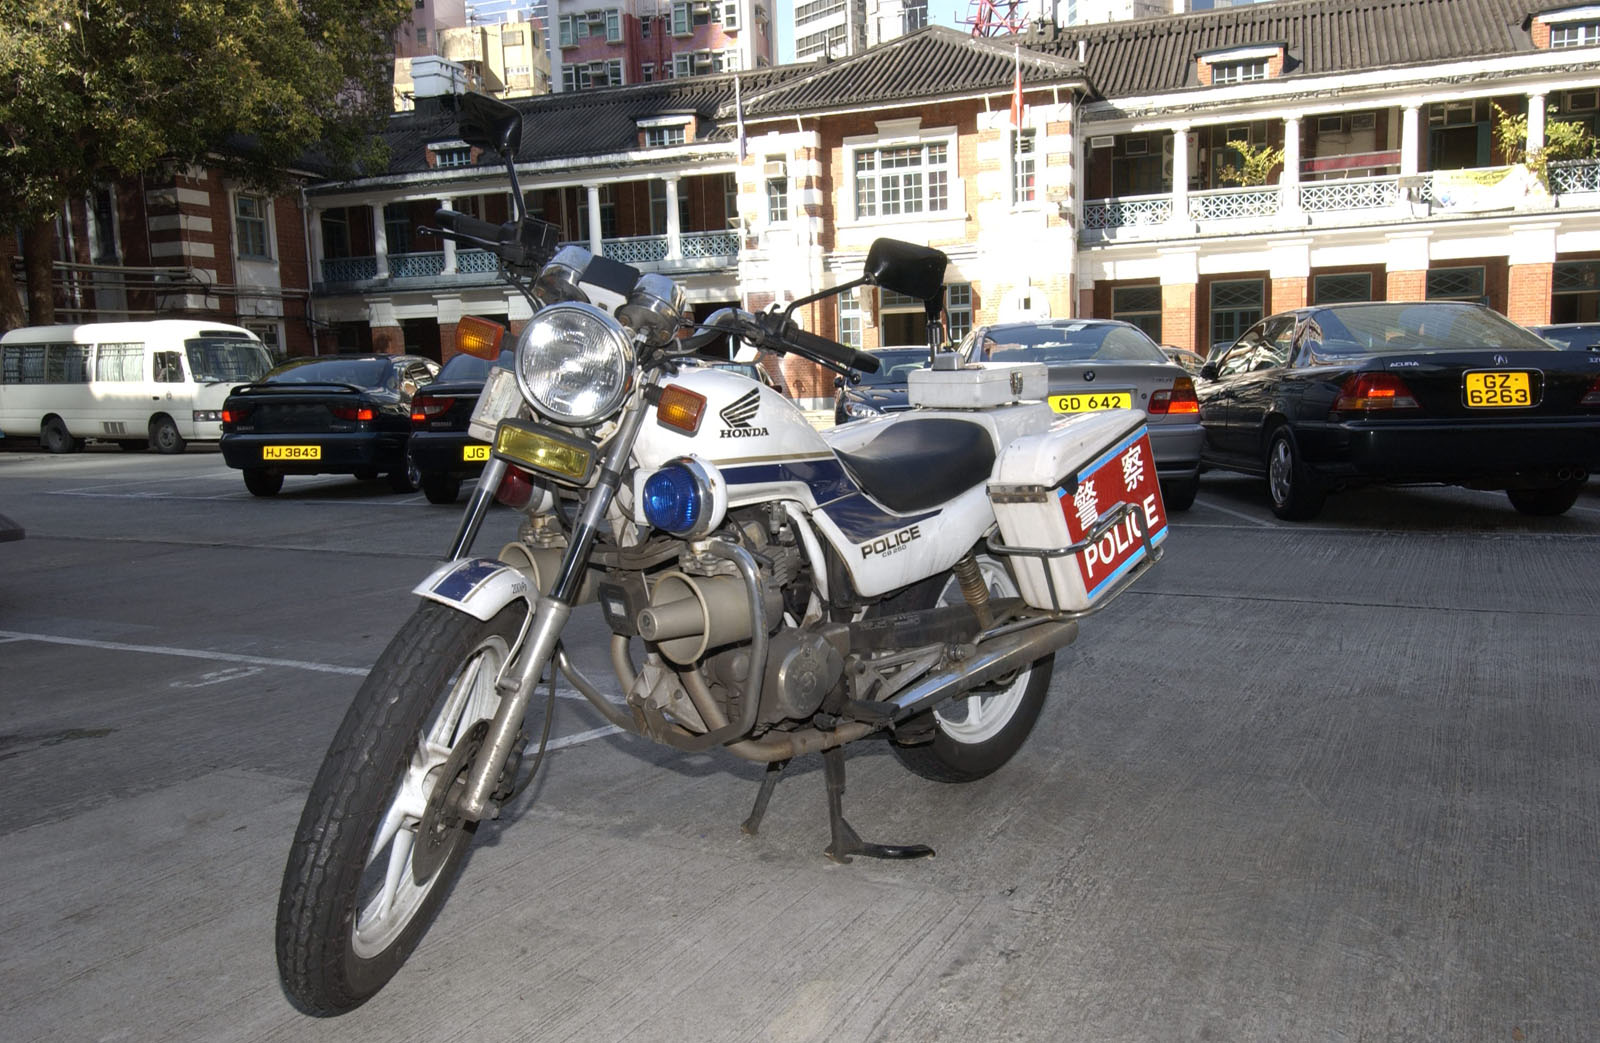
(330, 405, 375, 422)
(411, 395, 453, 423)
(221, 407, 249, 425)
(1148, 376, 1199, 415)
(1334, 372, 1420, 414)
(1583, 377, 1600, 406)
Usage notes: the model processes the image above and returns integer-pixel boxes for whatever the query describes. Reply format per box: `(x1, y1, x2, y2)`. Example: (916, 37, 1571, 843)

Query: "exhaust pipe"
(885, 618, 1079, 721)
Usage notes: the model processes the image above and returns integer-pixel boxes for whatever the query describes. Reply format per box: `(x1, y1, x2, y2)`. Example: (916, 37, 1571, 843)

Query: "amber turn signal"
(656, 384, 707, 435)
(456, 315, 506, 359)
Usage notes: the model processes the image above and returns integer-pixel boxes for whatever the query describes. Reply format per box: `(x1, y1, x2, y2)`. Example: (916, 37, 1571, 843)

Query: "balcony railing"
(1189, 186, 1280, 221)
(681, 230, 740, 258)
(456, 248, 499, 274)
(1299, 174, 1401, 212)
(389, 251, 445, 279)
(319, 233, 741, 287)
(1083, 194, 1173, 230)
(321, 256, 377, 283)
(602, 234, 670, 264)
(1549, 158, 1600, 195)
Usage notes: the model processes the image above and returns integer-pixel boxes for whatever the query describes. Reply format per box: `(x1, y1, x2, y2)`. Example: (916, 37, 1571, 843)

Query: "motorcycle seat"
(833, 417, 996, 513)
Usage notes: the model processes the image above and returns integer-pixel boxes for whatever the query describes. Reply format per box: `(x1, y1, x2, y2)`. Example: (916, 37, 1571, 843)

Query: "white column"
(1527, 93, 1548, 155)
(438, 196, 457, 274)
(1170, 127, 1190, 225)
(307, 207, 325, 284)
(371, 203, 389, 280)
(1400, 105, 1420, 176)
(586, 184, 603, 255)
(1281, 116, 1302, 213)
(664, 176, 682, 260)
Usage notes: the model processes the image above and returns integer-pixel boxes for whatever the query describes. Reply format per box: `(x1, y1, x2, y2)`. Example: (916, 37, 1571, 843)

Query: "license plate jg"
(462, 444, 489, 462)
(263, 445, 320, 461)
(1464, 371, 1533, 408)
(1050, 391, 1133, 414)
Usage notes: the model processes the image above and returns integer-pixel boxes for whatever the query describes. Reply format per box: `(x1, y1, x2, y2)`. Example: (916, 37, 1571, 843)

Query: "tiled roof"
(1020, 0, 1548, 99)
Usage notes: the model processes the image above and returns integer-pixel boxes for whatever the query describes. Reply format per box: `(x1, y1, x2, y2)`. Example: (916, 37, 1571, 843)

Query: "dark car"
(407, 350, 513, 505)
(220, 354, 439, 497)
(1162, 345, 1207, 374)
(1530, 323, 1600, 351)
(960, 319, 1204, 509)
(1196, 301, 1600, 520)
(833, 346, 931, 424)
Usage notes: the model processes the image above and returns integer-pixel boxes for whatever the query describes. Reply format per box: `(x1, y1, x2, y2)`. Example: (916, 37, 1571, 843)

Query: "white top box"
(907, 362, 1047, 410)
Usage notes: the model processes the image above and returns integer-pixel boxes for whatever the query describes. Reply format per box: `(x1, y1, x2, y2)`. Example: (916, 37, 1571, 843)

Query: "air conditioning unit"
(1317, 115, 1344, 134)
(1089, 135, 1116, 149)
(1351, 111, 1377, 131)
(1123, 136, 1149, 156)
(764, 159, 787, 178)
(1568, 90, 1599, 112)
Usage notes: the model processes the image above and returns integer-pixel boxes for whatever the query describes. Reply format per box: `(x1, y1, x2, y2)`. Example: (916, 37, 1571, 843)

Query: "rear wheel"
(389, 459, 420, 494)
(277, 602, 523, 1016)
(1506, 479, 1583, 517)
(421, 473, 462, 505)
(244, 469, 284, 497)
(1161, 474, 1199, 512)
(886, 555, 1053, 783)
(41, 417, 83, 454)
(149, 416, 186, 454)
(1265, 428, 1325, 521)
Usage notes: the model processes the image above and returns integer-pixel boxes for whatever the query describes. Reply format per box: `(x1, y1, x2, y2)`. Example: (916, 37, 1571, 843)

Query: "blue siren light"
(643, 464, 703, 534)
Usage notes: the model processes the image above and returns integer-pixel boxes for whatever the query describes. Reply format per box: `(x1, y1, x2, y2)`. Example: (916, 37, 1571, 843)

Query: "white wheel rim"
(1269, 437, 1292, 506)
(350, 633, 507, 958)
(932, 558, 1031, 745)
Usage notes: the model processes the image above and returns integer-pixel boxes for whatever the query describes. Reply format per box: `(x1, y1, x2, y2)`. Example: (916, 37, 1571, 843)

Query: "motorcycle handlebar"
(683, 309, 881, 375)
(434, 208, 501, 246)
(785, 324, 881, 374)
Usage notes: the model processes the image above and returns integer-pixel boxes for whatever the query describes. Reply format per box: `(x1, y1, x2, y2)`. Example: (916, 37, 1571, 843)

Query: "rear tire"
(389, 457, 421, 494)
(1161, 474, 1199, 512)
(244, 469, 284, 497)
(884, 555, 1053, 783)
(421, 473, 462, 505)
(1265, 428, 1325, 521)
(149, 416, 186, 454)
(41, 417, 83, 454)
(1506, 479, 1583, 517)
(276, 602, 523, 1016)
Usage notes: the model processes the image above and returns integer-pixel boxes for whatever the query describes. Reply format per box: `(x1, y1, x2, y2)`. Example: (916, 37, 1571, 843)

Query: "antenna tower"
(963, 0, 1029, 36)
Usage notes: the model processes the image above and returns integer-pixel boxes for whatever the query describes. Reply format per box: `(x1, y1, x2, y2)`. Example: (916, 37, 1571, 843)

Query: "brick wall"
(1508, 262, 1554, 325)
(1270, 276, 1308, 313)
(1385, 269, 1427, 300)
(1162, 283, 1197, 354)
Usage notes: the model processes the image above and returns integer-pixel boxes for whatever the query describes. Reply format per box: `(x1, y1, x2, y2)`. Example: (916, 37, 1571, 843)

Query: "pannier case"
(907, 362, 1047, 410)
(988, 410, 1168, 613)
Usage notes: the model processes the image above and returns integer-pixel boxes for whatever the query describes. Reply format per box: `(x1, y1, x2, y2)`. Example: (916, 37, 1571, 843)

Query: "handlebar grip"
(435, 208, 501, 244)
(788, 326, 880, 373)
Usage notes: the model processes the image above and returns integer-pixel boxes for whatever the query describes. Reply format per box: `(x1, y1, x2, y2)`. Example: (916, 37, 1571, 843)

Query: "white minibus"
(0, 320, 275, 453)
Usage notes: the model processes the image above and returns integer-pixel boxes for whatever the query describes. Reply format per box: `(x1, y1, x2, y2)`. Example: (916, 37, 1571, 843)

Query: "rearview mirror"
(1199, 362, 1218, 381)
(457, 92, 522, 158)
(863, 239, 947, 305)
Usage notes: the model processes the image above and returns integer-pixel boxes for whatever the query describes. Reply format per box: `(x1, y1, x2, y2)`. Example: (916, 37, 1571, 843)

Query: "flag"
(734, 74, 747, 162)
(1010, 45, 1023, 127)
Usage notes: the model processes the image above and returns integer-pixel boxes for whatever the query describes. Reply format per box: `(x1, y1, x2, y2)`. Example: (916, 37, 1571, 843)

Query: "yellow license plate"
(1050, 391, 1133, 414)
(462, 444, 489, 462)
(263, 445, 320, 461)
(1464, 371, 1532, 408)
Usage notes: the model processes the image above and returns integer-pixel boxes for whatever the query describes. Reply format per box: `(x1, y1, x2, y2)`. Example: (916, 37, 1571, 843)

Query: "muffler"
(637, 570, 780, 664)
(884, 619, 1079, 721)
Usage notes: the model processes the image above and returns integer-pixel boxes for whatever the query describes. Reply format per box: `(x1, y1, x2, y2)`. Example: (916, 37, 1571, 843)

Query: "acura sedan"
(959, 319, 1204, 509)
(1198, 302, 1600, 520)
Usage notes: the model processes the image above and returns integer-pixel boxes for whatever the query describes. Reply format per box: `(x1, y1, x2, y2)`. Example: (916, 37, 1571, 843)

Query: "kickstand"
(742, 759, 789, 835)
(822, 747, 934, 864)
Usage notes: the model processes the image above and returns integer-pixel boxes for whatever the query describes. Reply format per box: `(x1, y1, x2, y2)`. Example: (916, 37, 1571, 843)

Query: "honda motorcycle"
(276, 93, 1168, 1015)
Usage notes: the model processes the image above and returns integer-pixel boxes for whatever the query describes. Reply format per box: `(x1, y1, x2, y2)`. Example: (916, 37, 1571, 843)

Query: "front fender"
(414, 557, 534, 621)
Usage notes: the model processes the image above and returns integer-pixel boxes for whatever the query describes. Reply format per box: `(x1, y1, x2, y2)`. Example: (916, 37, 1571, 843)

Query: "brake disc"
(412, 719, 490, 885)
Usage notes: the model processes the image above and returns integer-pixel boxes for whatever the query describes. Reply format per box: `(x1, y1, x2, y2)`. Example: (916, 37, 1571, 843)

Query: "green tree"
(0, 0, 411, 328)
(1492, 101, 1599, 184)
(1215, 140, 1286, 188)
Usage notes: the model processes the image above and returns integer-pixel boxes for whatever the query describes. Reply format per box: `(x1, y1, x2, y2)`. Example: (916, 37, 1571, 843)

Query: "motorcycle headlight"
(514, 302, 634, 426)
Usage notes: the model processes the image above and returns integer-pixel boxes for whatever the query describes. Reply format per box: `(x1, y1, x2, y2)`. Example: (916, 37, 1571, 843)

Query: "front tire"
(886, 555, 1054, 783)
(1506, 479, 1583, 516)
(421, 473, 462, 505)
(1161, 474, 1199, 512)
(243, 469, 283, 497)
(276, 602, 524, 1016)
(149, 415, 186, 454)
(1265, 427, 1325, 521)
(41, 416, 83, 454)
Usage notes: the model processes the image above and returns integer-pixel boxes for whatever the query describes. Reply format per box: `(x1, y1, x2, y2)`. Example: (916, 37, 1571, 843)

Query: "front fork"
(451, 381, 655, 822)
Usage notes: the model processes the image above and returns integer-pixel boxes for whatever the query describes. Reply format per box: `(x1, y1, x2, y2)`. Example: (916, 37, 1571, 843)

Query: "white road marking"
(1193, 496, 1274, 526)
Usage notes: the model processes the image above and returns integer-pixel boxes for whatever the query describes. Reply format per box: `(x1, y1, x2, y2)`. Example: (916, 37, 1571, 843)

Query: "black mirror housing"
(1199, 362, 1218, 381)
(457, 92, 522, 157)
(863, 239, 947, 305)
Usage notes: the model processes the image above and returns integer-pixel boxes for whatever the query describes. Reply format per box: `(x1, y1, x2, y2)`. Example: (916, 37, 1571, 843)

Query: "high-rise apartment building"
(793, 0, 926, 61)
(394, 1, 553, 111)
(550, 0, 774, 91)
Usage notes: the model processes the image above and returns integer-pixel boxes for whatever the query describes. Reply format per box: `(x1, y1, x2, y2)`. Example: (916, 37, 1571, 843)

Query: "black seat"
(833, 418, 996, 513)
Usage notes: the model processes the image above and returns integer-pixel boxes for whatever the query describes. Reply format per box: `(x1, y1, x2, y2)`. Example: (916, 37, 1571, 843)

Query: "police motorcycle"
(276, 93, 1169, 1016)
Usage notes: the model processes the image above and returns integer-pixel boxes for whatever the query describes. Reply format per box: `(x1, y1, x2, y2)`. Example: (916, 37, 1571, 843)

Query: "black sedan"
(833, 346, 932, 424)
(960, 319, 1204, 509)
(1197, 302, 1600, 520)
(407, 350, 513, 505)
(220, 354, 439, 497)
(1531, 323, 1600, 351)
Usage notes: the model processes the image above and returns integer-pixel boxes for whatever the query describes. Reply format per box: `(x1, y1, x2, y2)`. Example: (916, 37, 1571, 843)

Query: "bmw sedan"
(833, 346, 932, 424)
(1197, 302, 1600, 520)
(220, 354, 439, 497)
(959, 319, 1204, 509)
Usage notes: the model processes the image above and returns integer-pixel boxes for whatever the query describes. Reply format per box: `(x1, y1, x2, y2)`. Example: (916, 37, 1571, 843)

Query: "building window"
(1552, 22, 1600, 48)
(853, 141, 951, 219)
(641, 63, 655, 81)
(578, 185, 618, 238)
(946, 282, 973, 343)
(642, 17, 651, 37)
(383, 203, 410, 253)
(1212, 59, 1267, 85)
(1012, 129, 1036, 205)
(433, 146, 472, 168)
(1112, 285, 1162, 340)
(235, 194, 271, 260)
(649, 180, 690, 234)
(644, 125, 687, 147)
(795, 0, 846, 20)
(416, 26, 428, 46)
(720, 1, 739, 30)
(796, 25, 846, 59)
(722, 173, 738, 226)
(1312, 272, 1373, 304)
(1426, 266, 1486, 302)
(839, 290, 862, 348)
(766, 169, 788, 223)
(1210, 278, 1265, 350)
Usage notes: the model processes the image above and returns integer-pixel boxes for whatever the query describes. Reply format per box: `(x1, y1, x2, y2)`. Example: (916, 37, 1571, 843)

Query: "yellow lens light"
(657, 384, 706, 434)
(493, 420, 594, 483)
(456, 315, 506, 360)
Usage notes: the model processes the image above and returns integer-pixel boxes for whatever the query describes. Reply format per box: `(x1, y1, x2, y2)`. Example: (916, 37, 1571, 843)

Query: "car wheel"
(41, 417, 84, 454)
(354, 468, 380, 482)
(149, 416, 187, 454)
(1506, 479, 1583, 517)
(1265, 428, 1325, 521)
(388, 459, 420, 494)
(1160, 475, 1199, 512)
(244, 469, 284, 497)
(421, 473, 462, 505)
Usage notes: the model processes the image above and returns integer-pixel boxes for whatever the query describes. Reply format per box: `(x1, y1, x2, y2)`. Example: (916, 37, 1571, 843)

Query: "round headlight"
(514, 302, 634, 426)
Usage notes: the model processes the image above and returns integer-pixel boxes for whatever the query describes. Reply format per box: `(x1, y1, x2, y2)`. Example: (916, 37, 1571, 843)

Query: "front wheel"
(887, 555, 1054, 783)
(421, 473, 462, 505)
(276, 602, 524, 1016)
(149, 415, 186, 454)
(1506, 479, 1584, 516)
(243, 469, 283, 497)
